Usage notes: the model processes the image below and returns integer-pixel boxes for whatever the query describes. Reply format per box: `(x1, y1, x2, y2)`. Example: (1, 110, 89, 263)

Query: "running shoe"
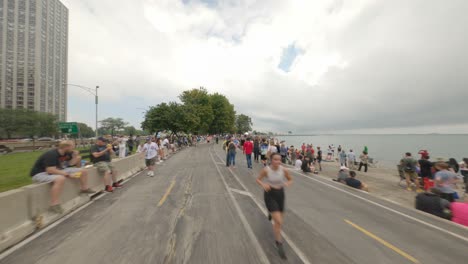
(147, 171, 151, 176)
(49, 204, 64, 214)
(80, 188, 95, 194)
(416, 188, 424, 193)
(112, 182, 123, 188)
(276, 241, 287, 259)
(406, 187, 412, 191)
(105, 185, 114, 192)
(150, 171, 154, 177)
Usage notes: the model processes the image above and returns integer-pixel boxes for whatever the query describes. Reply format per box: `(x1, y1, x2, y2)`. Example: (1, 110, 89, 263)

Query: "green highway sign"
(58, 122, 79, 134)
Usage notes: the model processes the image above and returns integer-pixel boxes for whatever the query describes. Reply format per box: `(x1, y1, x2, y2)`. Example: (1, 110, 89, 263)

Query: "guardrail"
(0, 153, 146, 253)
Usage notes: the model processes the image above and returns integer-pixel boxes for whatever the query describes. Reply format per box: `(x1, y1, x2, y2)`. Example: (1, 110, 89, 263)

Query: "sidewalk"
(300, 159, 467, 209)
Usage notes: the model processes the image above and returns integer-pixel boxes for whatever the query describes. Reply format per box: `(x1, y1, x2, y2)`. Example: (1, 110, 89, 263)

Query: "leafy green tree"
(99, 117, 128, 136)
(179, 88, 214, 134)
(0, 108, 57, 138)
(142, 102, 199, 135)
(235, 114, 253, 134)
(77, 123, 95, 138)
(209, 93, 235, 134)
(123, 126, 137, 136)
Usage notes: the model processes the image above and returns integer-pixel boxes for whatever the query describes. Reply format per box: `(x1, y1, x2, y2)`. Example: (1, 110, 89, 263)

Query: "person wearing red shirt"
(243, 138, 254, 169)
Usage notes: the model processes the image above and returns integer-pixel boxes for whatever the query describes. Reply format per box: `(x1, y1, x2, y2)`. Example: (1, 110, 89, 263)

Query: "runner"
(142, 137, 159, 177)
(256, 153, 293, 259)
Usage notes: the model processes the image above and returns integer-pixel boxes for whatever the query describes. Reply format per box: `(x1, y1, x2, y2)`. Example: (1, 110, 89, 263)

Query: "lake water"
(276, 134, 468, 168)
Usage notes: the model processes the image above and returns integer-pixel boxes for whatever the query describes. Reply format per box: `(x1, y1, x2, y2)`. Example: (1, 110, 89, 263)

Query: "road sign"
(58, 122, 79, 134)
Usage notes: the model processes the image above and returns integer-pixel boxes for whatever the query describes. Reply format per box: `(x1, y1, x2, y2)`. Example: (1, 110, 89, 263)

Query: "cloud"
(63, 0, 468, 133)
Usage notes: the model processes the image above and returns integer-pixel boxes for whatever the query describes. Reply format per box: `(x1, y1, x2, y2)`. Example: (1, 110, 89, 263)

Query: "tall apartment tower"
(0, 0, 68, 121)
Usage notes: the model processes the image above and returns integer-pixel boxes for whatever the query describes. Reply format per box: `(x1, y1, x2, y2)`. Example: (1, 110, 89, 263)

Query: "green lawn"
(0, 151, 43, 193)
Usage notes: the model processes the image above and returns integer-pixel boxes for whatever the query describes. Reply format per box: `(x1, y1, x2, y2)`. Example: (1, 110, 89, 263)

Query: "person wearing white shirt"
(347, 150, 356, 169)
(162, 137, 170, 160)
(118, 137, 128, 158)
(142, 138, 159, 177)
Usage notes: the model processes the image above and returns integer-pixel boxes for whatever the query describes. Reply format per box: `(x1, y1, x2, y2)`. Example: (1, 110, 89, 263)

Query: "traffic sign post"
(58, 122, 80, 135)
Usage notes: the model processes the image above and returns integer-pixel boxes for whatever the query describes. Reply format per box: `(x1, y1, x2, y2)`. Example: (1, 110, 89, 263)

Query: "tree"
(209, 93, 236, 134)
(235, 114, 253, 134)
(123, 126, 137, 136)
(0, 108, 57, 139)
(179, 87, 214, 134)
(77, 123, 95, 138)
(99, 117, 128, 136)
(142, 102, 199, 135)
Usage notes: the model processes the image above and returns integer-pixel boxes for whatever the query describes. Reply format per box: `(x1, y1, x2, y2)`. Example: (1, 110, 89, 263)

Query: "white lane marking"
(229, 188, 253, 197)
(212, 149, 311, 264)
(0, 170, 141, 261)
(209, 151, 270, 264)
(288, 170, 468, 243)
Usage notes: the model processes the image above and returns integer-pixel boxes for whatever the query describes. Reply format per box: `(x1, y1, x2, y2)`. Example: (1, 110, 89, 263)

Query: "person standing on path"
(253, 138, 260, 163)
(316, 147, 322, 171)
(401, 152, 422, 192)
(256, 153, 293, 260)
(243, 137, 253, 169)
(347, 150, 356, 170)
(260, 139, 269, 167)
(127, 135, 135, 154)
(358, 151, 369, 173)
(227, 139, 237, 168)
(118, 136, 127, 158)
(339, 150, 347, 166)
(142, 137, 159, 177)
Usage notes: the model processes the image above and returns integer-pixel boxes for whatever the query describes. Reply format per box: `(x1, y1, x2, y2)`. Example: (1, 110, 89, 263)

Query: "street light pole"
(65, 83, 99, 138)
(95, 86, 99, 138)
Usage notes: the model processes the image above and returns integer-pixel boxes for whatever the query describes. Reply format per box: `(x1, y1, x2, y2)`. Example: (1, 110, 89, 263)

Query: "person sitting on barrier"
(301, 156, 312, 173)
(334, 166, 349, 183)
(345, 171, 369, 192)
(30, 140, 94, 214)
(415, 188, 451, 220)
(91, 137, 122, 193)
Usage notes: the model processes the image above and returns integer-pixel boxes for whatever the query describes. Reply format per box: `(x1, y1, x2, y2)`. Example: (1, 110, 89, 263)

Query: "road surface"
(1, 143, 467, 263)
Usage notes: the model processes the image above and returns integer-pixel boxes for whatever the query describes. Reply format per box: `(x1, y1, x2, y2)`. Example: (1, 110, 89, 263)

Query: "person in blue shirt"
(345, 171, 369, 192)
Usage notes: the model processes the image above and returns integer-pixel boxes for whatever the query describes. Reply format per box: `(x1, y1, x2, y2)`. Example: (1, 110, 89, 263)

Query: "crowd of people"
(29, 133, 186, 214)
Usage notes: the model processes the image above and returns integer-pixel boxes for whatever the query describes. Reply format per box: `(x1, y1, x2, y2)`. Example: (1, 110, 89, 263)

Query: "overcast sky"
(63, 0, 468, 134)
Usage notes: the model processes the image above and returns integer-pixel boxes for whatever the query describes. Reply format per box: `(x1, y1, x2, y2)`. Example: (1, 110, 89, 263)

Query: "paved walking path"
(1, 144, 467, 263)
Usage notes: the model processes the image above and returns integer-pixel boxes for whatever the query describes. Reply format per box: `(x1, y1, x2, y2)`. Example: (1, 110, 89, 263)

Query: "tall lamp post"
(66, 84, 99, 138)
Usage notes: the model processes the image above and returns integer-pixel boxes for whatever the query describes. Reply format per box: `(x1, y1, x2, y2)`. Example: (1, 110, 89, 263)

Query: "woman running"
(256, 153, 293, 259)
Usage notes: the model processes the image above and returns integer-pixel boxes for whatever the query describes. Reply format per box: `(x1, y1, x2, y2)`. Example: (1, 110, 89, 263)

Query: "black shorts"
(264, 188, 285, 212)
(261, 155, 267, 161)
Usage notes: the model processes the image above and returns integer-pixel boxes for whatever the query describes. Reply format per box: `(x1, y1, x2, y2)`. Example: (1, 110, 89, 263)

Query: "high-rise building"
(0, 0, 68, 121)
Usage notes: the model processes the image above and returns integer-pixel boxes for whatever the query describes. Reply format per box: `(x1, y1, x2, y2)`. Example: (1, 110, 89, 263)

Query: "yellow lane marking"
(158, 180, 176, 207)
(344, 219, 420, 264)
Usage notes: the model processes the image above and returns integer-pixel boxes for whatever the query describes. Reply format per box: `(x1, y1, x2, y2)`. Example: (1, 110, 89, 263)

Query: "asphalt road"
(1, 143, 467, 264)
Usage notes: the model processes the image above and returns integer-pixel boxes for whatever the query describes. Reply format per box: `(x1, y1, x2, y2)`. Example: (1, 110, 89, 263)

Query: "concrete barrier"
(0, 153, 146, 253)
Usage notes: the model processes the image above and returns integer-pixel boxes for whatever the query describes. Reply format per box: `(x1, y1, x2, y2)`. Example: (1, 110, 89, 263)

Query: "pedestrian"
(418, 153, 433, 179)
(280, 143, 288, 164)
(253, 138, 260, 163)
(118, 136, 127, 158)
(316, 147, 322, 171)
(224, 138, 231, 167)
(401, 152, 422, 192)
(289, 146, 296, 166)
(127, 135, 134, 154)
(260, 139, 269, 167)
(326, 146, 333, 161)
(243, 137, 253, 169)
(30, 140, 94, 214)
(339, 150, 347, 166)
(162, 137, 170, 160)
(347, 149, 356, 170)
(142, 137, 159, 177)
(416, 188, 451, 220)
(358, 151, 369, 173)
(433, 161, 460, 202)
(256, 153, 293, 259)
(227, 139, 237, 168)
(91, 137, 122, 192)
(337, 145, 342, 154)
(345, 171, 369, 192)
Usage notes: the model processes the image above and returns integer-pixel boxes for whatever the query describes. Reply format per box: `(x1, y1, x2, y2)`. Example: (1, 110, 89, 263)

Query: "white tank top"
(265, 165, 286, 188)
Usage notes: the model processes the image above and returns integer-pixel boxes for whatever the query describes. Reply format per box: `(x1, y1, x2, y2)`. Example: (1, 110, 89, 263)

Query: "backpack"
(404, 158, 415, 172)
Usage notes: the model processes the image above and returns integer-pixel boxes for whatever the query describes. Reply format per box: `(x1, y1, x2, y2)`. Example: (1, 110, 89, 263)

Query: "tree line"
(141, 88, 252, 135)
